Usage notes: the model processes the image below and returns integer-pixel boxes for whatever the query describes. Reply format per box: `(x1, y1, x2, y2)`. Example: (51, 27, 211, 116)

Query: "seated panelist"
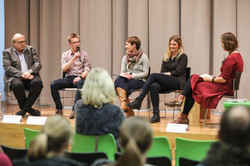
(3, 33, 43, 117)
(115, 36, 149, 118)
(50, 33, 91, 119)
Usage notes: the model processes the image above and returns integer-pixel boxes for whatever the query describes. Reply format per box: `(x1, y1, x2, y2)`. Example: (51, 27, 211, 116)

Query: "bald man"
(3, 33, 43, 117)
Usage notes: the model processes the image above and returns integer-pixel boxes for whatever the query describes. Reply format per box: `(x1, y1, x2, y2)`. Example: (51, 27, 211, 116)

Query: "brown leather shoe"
(55, 109, 63, 115)
(173, 113, 189, 125)
(69, 111, 75, 119)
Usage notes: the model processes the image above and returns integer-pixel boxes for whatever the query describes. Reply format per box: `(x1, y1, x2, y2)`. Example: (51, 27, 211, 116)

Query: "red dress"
(191, 53, 244, 109)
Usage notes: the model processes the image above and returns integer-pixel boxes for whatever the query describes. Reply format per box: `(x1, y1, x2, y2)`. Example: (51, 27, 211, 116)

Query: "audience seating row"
(0, 127, 218, 166)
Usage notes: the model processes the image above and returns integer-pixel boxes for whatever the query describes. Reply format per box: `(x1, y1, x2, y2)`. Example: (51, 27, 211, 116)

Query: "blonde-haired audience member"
(75, 68, 125, 139)
(92, 117, 153, 166)
(13, 116, 85, 166)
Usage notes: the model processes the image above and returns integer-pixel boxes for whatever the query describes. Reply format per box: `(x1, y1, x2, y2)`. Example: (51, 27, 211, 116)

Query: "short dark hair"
(219, 105, 250, 147)
(126, 36, 141, 50)
(68, 33, 80, 43)
(221, 32, 239, 52)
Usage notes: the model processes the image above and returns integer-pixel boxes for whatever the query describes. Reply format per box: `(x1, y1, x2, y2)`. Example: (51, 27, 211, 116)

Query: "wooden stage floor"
(0, 103, 220, 164)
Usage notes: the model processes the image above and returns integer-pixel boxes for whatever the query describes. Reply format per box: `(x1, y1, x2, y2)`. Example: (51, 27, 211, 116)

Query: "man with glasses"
(3, 33, 43, 116)
(50, 33, 91, 119)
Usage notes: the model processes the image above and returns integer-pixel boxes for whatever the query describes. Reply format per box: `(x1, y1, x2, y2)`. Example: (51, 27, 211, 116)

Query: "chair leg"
(10, 92, 13, 115)
(203, 108, 208, 128)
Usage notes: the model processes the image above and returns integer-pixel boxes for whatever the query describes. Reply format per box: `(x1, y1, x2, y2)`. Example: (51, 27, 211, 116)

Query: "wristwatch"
(28, 69, 33, 74)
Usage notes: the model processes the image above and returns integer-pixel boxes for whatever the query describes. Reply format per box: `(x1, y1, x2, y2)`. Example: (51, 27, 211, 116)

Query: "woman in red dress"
(169, 32, 244, 125)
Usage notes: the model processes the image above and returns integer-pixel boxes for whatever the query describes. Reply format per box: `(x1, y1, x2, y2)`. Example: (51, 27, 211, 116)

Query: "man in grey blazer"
(3, 33, 43, 117)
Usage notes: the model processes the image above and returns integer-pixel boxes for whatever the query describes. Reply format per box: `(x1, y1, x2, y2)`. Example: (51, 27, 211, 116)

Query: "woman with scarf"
(115, 36, 149, 118)
(126, 35, 188, 123)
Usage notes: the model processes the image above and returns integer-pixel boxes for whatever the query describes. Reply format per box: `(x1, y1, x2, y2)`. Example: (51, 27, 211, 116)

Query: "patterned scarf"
(126, 48, 143, 70)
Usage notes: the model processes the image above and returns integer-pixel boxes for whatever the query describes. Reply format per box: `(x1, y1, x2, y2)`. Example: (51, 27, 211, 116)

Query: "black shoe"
(27, 108, 41, 116)
(150, 111, 160, 123)
(126, 97, 142, 110)
(15, 110, 27, 117)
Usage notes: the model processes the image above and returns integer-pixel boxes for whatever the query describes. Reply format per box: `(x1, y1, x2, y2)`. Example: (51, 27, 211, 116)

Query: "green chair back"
(146, 136, 171, 160)
(72, 133, 117, 161)
(176, 137, 217, 166)
(24, 128, 41, 149)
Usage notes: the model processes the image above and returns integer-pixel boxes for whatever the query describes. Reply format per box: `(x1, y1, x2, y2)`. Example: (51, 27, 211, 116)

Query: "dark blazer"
(3, 45, 42, 92)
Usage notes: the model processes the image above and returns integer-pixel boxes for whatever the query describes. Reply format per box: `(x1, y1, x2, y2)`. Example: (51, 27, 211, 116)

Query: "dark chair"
(1, 145, 27, 161)
(203, 71, 242, 127)
(115, 152, 171, 166)
(65, 151, 108, 165)
(147, 156, 171, 166)
(163, 67, 191, 120)
(179, 157, 200, 166)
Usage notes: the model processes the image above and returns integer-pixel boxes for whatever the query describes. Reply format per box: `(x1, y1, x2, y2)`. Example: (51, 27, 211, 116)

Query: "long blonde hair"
(81, 68, 116, 108)
(164, 35, 184, 62)
(114, 117, 153, 166)
(27, 116, 72, 160)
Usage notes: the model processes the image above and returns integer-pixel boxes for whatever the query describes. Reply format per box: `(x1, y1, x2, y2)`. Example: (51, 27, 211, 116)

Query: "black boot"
(150, 110, 160, 123)
(126, 97, 143, 110)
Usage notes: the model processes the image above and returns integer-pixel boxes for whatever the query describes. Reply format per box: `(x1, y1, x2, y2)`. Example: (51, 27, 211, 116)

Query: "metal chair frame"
(163, 67, 191, 120)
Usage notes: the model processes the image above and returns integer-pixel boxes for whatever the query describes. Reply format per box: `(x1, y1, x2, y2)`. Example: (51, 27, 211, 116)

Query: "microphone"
(77, 47, 81, 62)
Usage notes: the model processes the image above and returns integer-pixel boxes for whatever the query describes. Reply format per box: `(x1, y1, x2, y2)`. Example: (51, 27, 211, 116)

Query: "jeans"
(50, 75, 85, 110)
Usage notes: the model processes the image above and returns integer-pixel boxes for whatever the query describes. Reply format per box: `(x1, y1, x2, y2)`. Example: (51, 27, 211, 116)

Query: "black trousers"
(10, 76, 43, 111)
(181, 76, 195, 114)
(138, 73, 180, 110)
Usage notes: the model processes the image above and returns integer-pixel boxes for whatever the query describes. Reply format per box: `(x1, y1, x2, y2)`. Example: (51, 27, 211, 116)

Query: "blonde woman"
(75, 68, 125, 139)
(13, 116, 84, 166)
(92, 117, 153, 166)
(127, 35, 188, 123)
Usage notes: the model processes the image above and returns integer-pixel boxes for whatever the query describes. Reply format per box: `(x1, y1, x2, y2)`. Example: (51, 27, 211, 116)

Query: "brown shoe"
(55, 109, 63, 115)
(173, 113, 189, 125)
(69, 111, 75, 119)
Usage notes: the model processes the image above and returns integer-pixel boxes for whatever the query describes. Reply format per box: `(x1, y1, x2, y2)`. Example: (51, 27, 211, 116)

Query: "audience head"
(221, 32, 239, 52)
(81, 68, 116, 108)
(164, 35, 184, 61)
(27, 116, 72, 160)
(126, 36, 141, 50)
(12, 33, 26, 53)
(116, 117, 153, 166)
(219, 105, 250, 148)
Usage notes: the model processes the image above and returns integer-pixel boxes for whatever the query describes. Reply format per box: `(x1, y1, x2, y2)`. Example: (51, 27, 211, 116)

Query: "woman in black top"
(127, 35, 188, 123)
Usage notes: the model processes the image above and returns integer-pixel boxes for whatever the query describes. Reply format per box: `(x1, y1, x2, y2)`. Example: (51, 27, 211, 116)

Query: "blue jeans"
(50, 75, 85, 110)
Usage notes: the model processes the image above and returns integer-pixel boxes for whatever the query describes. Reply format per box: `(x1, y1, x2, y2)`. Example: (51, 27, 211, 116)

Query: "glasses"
(71, 41, 81, 45)
(14, 40, 27, 44)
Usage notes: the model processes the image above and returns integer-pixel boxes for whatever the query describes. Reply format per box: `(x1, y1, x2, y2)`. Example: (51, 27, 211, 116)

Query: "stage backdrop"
(3, 0, 250, 112)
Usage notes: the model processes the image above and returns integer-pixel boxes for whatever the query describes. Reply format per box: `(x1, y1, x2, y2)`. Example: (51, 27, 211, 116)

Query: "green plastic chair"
(175, 137, 217, 166)
(24, 128, 41, 149)
(71, 133, 117, 161)
(146, 136, 171, 160)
